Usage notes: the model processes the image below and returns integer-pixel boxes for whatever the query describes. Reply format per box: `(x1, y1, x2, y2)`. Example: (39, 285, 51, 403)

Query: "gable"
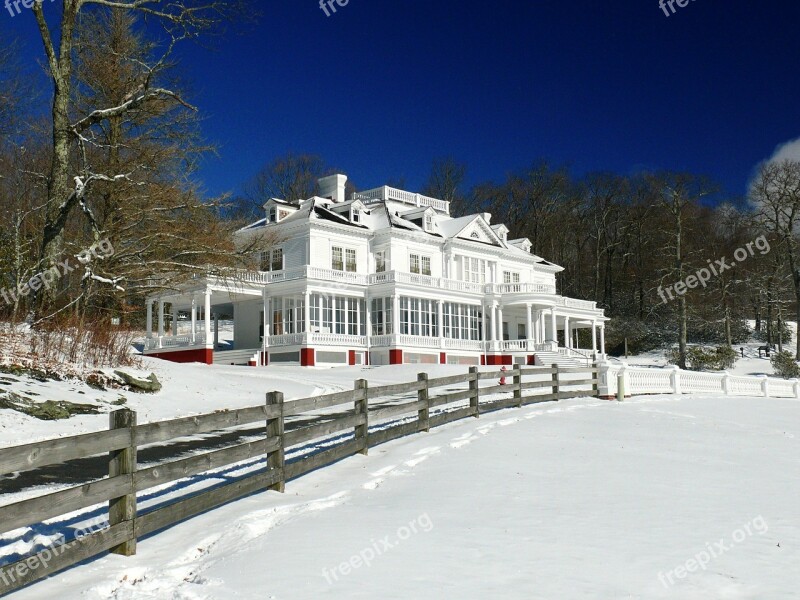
(455, 217, 505, 247)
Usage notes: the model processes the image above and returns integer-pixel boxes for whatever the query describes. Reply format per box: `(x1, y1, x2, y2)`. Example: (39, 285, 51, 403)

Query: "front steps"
(213, 348, 260, 366)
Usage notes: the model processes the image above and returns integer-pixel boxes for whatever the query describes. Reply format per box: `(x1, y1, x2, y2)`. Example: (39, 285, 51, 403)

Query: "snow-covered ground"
(4, 393, 798, 599)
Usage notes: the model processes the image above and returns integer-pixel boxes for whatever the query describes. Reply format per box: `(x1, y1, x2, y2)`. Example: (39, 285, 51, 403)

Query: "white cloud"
(765, 137, 800, 164)
(748, 136, 800, 196)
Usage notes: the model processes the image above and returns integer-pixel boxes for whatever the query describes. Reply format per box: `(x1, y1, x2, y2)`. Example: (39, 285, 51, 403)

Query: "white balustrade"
(598, 363, 800, 399)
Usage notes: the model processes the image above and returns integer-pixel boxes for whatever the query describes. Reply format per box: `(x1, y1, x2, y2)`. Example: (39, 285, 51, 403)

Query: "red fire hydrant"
(499, 365, 507, 386)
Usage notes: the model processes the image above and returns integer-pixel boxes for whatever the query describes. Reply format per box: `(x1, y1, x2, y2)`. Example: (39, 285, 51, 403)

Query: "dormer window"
(269, 207, 277, 223)
(424, 215, 433, 232)
(352, 208, 361, 223)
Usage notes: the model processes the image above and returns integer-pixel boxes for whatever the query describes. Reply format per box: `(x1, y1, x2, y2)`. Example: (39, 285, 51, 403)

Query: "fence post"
(761, 375, 769, 398)
(670, 365, 682, 395)
(722, 371, 730, 395)
(469, 366, 480, 417)
(266, 391, 285, 493)
(514, 367, 522, 408)
(109, 408, 137, 556)
(793, 378, 800, 399)
(355, 379, 369, 455)
(417, 373, 430, 432)
(552, 364, 560, 400)
(592, 363, 599, 398)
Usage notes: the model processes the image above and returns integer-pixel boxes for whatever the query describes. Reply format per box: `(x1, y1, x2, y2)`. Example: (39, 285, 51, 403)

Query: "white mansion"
(143, 174, 607, 367)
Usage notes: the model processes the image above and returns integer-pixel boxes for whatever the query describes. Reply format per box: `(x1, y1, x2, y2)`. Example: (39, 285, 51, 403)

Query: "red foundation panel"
(348, 350, 356, 366)
(389, 349, 403, 365)
(440, 352, 447, 365)
(149, 348, 213, 365)
(300, 348, 316, 367)
(484, 355, 513, 366)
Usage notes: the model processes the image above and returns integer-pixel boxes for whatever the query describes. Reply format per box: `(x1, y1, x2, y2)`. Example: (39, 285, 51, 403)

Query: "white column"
(497, 305, 504, 341)
(171, 303, 178, 337)
(599, 325, 606, 357)
(549, 308, 557, 343)
(437, 300, 444, 347)
(214, 313, 219, 349)
(157, 300, 165, 339)
(146, 300, 153, 339)
(204, 289, 212, 345)
(564, 316, 571, 349)
(526, 304, 533, 347)
(591, 320, 598, 354)
(392, 294, 400, 335)
(539, 311, 546, 344)
(190, 295, 197, 344)
(365, 295, 372, 342)
(262, 289, 269, 349)
(481, 304, 488, 344)
(490, 303, 497, 342)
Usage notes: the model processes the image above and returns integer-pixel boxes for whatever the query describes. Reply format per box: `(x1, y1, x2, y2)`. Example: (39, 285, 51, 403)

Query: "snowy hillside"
(4, 392, 798, 599)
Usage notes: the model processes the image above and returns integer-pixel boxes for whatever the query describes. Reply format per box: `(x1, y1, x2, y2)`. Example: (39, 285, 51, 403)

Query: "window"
(443, 303, 482, 340)
(410, 254, 419, 274)
(335, 298, 346, 334)
(346, 248, 357, 272)
(424, 215, 433, 231)
(271, 248, 283, 272)
(503, 271, 520, 284)
(410, 254, 431, 276)
(371, 297, 394, 335)
(260, 248, 283, 272)
(400, 297, 438, 337)
(422, 256, 431, 276)
(518, 324, 526, 340)
(375, 251, 386, 273)
(269, 207, 277, 223)
(463, 257, 486, 284)
(347, 298, 359, 335)
(332, 246, 344, 271)
(352, 208, 361, 223)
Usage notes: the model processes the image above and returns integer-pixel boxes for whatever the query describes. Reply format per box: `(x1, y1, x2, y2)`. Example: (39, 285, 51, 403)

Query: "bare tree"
(751, 160, 800, 359)
(242, 153, 326, 217)
(423, 157, 466, 214)
(29, 0, 249, 316)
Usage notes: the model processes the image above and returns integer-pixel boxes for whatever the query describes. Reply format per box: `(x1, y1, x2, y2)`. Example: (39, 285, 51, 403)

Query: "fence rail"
(597, 361, 800, 399)
(0, 364, 594, 596)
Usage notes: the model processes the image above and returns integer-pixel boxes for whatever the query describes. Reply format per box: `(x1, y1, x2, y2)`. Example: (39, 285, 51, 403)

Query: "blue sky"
(4, 0, 800, 199)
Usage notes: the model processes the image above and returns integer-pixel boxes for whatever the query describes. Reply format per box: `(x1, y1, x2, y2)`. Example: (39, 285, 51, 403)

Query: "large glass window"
(443, 303, 482, 340)
(399, 297, 437, 337)
(370, 297, 394, 335)
(503, 271, 520, 284)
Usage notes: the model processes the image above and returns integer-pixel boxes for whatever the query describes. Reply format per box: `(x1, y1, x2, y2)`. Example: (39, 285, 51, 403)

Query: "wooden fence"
(0, 365, 598, 596)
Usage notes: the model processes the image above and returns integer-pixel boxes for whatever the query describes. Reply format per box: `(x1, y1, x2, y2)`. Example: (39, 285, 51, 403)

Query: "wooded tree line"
(0, 3, 263, 331)
(2, 3, 800, 367)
